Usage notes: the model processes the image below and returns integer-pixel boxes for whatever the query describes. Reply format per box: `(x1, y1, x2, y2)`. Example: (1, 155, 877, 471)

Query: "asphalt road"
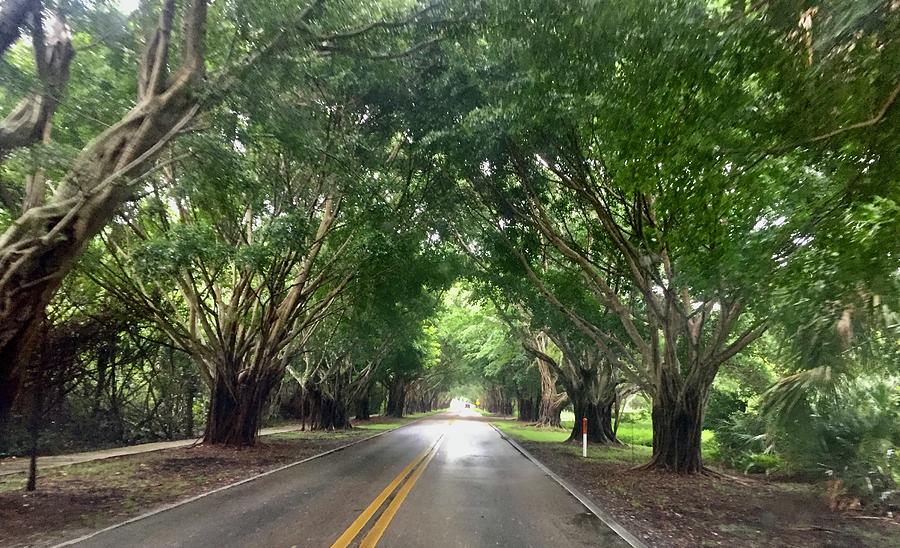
(67, 413, 627, 548)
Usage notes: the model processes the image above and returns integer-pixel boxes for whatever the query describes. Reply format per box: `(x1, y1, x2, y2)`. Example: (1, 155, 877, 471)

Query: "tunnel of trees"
(0, 0, 897, 511)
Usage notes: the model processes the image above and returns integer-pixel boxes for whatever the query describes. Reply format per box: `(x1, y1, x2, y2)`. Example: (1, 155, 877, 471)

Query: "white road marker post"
(581, 417, 587, 458)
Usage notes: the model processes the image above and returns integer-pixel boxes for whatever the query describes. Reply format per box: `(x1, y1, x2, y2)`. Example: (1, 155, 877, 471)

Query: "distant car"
(465, 403, 471, 408)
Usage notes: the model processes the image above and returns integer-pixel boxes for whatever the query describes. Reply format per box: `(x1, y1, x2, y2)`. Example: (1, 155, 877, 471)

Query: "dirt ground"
(0, 420, 401, 547)
(521, 441, 900, 548)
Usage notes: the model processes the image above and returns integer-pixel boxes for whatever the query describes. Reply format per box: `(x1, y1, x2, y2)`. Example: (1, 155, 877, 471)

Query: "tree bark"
(0, 0, 37, 56)
(386, 378, 406, 418)
(516, 395, 539, 422)
(183, 367, 196, 438)
(0, 0, 207, 424)
(567, 390, 618, 444)
(354, 393, 370, 420)
(535, 359, 565, 427)
(0, 13, 74, 159)
(537, 394, 564, 427)
(642, 381, 707, 473)
(203, 372, 274, 446)
(317, 397, 351, 430)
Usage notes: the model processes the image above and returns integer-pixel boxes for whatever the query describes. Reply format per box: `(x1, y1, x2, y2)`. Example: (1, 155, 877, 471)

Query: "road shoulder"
(490, 423, 647, 548)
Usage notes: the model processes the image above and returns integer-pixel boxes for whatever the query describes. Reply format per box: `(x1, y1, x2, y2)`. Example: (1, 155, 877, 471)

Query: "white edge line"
(489, 423, 648, 548)
(53, 415, 438, 547)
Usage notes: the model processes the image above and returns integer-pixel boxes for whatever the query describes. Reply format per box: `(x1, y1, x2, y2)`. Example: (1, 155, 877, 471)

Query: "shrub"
(619, 409, 650, 423)
(743, 452, 784, 475)
(710, 409, 771, 470)
(705, 388, 748, 430)
(773, 376, 899, 509)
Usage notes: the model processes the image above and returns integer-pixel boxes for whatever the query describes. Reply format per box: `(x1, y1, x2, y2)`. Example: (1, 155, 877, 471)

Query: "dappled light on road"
(440, 419, 482, 463)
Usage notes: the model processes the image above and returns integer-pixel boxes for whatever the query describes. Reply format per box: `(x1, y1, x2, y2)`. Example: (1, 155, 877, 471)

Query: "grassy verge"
(494, 418, 718, 464)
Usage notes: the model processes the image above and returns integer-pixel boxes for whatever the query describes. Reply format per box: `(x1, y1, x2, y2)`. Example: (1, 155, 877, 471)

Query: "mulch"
(522, 441, 900, 547)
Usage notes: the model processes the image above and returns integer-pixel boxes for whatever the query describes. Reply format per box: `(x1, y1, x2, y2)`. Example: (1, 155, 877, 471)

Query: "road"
(65, 413, 628, 547)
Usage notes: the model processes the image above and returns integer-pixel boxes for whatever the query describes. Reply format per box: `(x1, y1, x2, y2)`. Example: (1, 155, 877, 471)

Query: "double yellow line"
(331, 430, 447, 548)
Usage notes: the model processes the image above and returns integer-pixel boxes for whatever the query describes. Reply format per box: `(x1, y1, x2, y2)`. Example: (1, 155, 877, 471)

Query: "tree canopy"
(0, 0, 897, 502)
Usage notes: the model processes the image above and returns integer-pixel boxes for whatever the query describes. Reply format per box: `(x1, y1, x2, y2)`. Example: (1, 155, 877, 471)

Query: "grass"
(494, 417, 721, 465)
(0, 457, 142, 494)
(265, 429, 364, 441)
(493, 421, 570, 443)
(407, 409, 446, 418)
(354, 422, 401, 431)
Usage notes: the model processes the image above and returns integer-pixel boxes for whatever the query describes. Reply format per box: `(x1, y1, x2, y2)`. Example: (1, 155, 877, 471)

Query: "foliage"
(774, 376, 900, 506)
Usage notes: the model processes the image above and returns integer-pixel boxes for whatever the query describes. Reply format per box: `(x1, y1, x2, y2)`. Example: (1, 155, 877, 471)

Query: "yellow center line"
(330, 432, 443, 548)
(359, 426, 450, 548)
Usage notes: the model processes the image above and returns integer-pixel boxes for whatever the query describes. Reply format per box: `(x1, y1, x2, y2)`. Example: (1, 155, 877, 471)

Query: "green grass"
(495, 418, 721, 464)
(407, 408, 446, 419)
(355, 422, 402, 431)
(493, 421, 570, 443)
(265, 429, 362, 441)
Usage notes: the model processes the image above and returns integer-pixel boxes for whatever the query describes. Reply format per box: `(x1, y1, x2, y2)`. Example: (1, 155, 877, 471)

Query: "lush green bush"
(619, 409, 650, 424)
(773, 376, 899, 508)
(705, 388, 748, 430)
(743, 452, 784, 475)
(709, 409, 777, 472)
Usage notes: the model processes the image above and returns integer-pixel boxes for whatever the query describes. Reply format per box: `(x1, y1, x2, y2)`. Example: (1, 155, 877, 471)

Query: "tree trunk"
(0, 0, 207, 425)
(0, 0, 38, 56)
(183, 366, 196, 438)
(643, 383, 706, 473)
(386, 378, 406, 418)
(516, 395, 539, 422)
(567, 393, 618, 444)
(355, 394, 370, 420)
(316, 396, 351, 430)
(535, 359, 565, 427)
(537, 394, 564, 427)
(203, 374, 274, 446)
(0, 13, 74, 159)
(0, 317, 39, 422)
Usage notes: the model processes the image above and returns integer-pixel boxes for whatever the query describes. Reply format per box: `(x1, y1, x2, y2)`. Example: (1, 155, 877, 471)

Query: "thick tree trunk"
(516, 395, 539, 422)
(537, 393, 564, 427)
(643, 383, 706, 473)
(316, 396, 351, 430)
(535, 360, 565, 427)
(355, 394, 370, 420)
(0, 317, 39, 422)
(386, 378, 406, 418)
(289, 383, 352, 431)
(567, 393, 618, 444)
(203, 374, 274, 446)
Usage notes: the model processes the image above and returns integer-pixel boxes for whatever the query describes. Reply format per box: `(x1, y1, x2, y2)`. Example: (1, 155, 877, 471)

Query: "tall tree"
(412, 0, 898, 471)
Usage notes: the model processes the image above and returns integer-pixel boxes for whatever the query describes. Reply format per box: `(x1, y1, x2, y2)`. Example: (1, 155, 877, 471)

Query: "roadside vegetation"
(0, 0, 897, 546)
